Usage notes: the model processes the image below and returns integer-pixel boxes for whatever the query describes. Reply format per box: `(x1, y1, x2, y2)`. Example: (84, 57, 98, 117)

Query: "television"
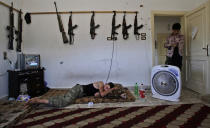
(16, 53, 40, 70)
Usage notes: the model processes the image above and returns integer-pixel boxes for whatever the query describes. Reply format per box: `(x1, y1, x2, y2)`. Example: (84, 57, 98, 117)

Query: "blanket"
(40, 84, 136, 104)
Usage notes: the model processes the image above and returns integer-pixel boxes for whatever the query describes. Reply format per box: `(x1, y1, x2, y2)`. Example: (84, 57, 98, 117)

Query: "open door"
(185, 0, 210, 94)
(156, 33, 169, 65)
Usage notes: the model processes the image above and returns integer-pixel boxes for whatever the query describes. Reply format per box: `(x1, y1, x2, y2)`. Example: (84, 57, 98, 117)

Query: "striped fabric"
(14, 103, 210, 128)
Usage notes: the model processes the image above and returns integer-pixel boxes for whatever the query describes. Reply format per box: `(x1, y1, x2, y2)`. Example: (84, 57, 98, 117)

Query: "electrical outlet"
(3, 51, 7, 60)
(107, 37, 117, 41)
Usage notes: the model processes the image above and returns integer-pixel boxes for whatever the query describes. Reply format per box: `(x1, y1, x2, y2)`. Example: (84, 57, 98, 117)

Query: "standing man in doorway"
(164, 23, 184, 70)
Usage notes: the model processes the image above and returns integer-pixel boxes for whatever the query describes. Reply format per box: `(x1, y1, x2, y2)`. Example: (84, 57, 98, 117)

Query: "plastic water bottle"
(134, 83, 139, 97)
(88, 102, 94, 107)
(139, 83, 145, 98)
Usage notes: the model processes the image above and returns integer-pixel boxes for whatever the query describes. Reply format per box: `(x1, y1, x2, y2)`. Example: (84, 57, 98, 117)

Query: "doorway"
(151, 11, 186, 85)
(151, 0, 210, 94)
(154, 16, 182, 65)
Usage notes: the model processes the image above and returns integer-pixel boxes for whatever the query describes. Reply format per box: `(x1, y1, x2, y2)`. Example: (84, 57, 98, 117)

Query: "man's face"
(104, 84, 111, 91)
(172, 29, 180, 35)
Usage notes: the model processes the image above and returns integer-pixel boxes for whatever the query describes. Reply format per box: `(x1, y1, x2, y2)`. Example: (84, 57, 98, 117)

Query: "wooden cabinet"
(8, 68, 48, 99)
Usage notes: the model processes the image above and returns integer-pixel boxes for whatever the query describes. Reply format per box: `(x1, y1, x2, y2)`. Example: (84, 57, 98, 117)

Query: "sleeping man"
(26, 81, 119, 108)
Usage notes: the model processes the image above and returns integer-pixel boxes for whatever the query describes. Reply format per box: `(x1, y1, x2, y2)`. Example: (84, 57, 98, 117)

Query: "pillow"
(75, 84, 135, 104)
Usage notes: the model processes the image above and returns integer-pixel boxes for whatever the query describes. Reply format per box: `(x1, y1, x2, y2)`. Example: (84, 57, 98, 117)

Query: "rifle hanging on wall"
(68, 12, 78, 45)
(15, 9, 23, 52)
(90, 11, 100, 39)
(7, 2, 14, 50)
(122, 12, 132, 40)
(134, 12, 143, 40)
(107, 11, 121, 41)
(54, 2, 68, 44)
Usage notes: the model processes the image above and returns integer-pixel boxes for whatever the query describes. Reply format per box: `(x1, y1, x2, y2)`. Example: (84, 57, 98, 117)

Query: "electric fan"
(151, 65, 181, 101)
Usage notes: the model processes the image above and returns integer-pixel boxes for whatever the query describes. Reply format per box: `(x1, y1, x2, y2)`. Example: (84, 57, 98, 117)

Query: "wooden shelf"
(29, 10, 138, 15)
(0, 1, 22, 13)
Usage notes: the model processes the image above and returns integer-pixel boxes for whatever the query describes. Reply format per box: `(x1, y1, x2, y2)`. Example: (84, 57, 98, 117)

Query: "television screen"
(25, 55, 40, 69)
(16, 53, 40, 70)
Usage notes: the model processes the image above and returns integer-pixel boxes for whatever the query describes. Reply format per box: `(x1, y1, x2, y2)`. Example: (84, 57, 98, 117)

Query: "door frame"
(151, 11, 187, 84)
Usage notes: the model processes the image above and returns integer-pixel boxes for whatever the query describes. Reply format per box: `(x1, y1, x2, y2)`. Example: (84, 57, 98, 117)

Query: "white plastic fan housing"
(151, 65, 181, 101)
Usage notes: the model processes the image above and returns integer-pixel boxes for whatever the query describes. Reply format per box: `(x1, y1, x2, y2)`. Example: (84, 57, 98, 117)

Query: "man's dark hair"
(108, 82, 115, 88)
(172, 23, 181, 30)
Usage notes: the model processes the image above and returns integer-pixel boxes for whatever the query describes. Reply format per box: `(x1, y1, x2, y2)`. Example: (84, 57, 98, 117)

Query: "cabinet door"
(27, 78, 45, 97)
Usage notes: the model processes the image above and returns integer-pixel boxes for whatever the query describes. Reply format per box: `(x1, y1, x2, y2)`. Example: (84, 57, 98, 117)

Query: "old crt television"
(16, 53, 40, 70)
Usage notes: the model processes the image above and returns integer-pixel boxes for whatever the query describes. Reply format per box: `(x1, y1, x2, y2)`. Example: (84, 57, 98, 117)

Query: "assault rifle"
(90, 12, 100, 39)
(68, 12, 78, 45)
(15, 9, 23, 52)
(122, 12, 132, 40)
(54, 2, 68, 44)
(107, 11, 121, 41)
(134, 12, 143, 40)
(7, 2, 14, 50)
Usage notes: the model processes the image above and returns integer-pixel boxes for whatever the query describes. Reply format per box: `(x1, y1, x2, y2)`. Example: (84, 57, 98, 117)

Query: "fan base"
(152, 94, 180, 102)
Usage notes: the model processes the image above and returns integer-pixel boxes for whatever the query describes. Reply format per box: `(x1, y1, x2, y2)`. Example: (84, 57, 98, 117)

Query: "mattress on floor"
(40, 83, 136, 104)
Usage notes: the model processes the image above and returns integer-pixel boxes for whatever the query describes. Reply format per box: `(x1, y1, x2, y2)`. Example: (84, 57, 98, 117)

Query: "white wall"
(0, 0, 23, 98)
(155, 16, 181, 35)
(19, 0, 208, 89)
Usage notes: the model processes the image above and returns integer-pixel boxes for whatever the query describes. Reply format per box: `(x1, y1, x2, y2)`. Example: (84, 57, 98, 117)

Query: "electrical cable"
(0, 72, 7, 76)
(0, 59, 13, 76)
(106, 39, 115, 83)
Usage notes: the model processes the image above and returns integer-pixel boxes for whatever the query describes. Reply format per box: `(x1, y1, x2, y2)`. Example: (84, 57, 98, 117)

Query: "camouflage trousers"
(48, 84, 84, 107)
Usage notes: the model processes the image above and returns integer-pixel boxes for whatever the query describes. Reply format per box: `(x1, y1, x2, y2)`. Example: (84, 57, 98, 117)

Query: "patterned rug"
(0, 100, 32, 128)
(13, 103, 210, 128)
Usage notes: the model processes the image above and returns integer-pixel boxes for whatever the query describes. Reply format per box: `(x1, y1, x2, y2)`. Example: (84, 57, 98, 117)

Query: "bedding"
(40, 83, 135, 104)
(0, 84, 135, 127)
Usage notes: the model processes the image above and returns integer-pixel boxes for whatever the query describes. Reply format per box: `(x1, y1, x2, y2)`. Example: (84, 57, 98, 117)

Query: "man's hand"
(24, 97, 39, 109)
(170, 44, 177, 47)
(111, 87, 118, 91)
(94, 92, 100, 97)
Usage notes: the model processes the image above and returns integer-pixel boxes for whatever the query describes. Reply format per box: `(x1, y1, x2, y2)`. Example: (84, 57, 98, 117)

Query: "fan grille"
(152, 71, 179, 96)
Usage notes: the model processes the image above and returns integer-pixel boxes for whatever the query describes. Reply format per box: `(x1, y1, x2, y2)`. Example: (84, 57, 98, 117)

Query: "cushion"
(75, 84, 135, 104)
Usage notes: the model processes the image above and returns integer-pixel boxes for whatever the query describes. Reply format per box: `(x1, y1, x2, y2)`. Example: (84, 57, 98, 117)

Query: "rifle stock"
(54, 2, 68, 43)
(122, 13, 132, 40)
(61, 32, 68, 43)
(90, 12, 100, 39)
(107, 11, 121, 41)
(68, 13, 78, 44)
(15, 9, 22, 52)
(7, 2, 14, 50)
(134, 12, 143, 40)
